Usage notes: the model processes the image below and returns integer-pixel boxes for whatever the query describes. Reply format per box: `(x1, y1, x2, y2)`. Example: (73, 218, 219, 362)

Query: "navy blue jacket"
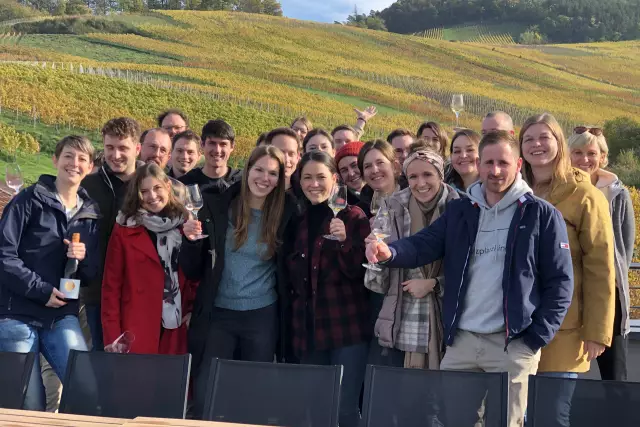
(385, 193, 573, 352)
(0, 175, 100, 328)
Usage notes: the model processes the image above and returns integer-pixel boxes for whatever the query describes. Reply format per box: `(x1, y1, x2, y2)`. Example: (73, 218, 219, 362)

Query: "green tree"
(65, 0, 91, 14)
(609, 150, 640, 188)
(603, 117, 640, 161)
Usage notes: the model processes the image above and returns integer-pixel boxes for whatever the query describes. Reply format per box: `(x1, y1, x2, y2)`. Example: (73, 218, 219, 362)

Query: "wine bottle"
(60, 233, 81, 300)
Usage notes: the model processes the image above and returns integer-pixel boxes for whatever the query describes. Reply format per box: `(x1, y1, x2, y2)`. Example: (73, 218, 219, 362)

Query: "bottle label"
(59, 278, 80, 300)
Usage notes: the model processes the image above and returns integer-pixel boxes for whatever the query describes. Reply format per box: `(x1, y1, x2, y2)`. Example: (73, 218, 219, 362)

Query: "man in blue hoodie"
(0, 135, 100, 411)
(366, 131, 574, 427)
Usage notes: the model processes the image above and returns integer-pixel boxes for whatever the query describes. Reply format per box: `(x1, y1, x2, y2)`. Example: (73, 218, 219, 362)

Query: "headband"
(402, 149, 444, 180)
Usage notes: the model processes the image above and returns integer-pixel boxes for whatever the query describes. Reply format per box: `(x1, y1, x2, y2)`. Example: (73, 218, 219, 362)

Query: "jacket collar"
(34, 175, 101, 219)
(547, 168, 588, 205)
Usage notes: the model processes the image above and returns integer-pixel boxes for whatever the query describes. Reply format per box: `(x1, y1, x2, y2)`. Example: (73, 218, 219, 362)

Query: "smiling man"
(335, 141, 365, 204)
(179, 119, 242, 192)
(81, 117, 141, 351)
(158, 109, 189, 139)
(140, 128, 172, 169)
(366, 131, 574, 427)
(168, 130, 201, 179)
(264, 127, 301, 191)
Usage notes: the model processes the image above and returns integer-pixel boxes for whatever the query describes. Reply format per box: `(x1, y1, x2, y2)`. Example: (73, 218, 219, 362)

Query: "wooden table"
(0, 410, 274, 427)
(0, 408, 125, 426)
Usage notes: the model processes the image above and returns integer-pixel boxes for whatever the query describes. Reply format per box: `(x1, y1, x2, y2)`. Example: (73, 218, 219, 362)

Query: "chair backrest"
(362, 365, 509, 427)
(527, 375, 640, 427)
(59, 350, 191, 419)
(202, 359, 342, 427)
(0, 352, 36, 409)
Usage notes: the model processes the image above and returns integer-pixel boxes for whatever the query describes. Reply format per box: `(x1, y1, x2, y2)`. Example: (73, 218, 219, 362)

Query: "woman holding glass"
(367, 148, 459, 369)
(568, 127, 635, 381)
(284, 150, 371, 427)
(180, 146, 297, 416)
(356, 139, 402, 218)
(102, 163, 198, 355)
(520, 113, 615, 427)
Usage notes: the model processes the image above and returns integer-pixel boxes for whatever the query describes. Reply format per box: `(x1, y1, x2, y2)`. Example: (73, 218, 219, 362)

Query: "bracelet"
(357, 117, 366, 123)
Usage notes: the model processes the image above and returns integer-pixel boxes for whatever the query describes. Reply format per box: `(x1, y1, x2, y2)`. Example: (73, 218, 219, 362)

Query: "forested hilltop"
(377, 0, 640, 43)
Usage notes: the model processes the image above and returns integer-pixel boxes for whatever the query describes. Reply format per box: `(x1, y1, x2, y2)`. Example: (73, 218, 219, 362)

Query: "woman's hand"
(584, 340, 606, 361)
(182, 313, 192, 328)
(402, 279, 436, 298)
(183, 219, 203, 241)
(64, 239, 86, 261)
(329, 218, 347, 242)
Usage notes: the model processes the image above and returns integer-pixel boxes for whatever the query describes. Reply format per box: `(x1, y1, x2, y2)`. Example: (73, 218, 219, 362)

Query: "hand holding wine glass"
(323, 185, 347, 240)
(105, 331, 135, 354)
(5, 164, 23, 195)
(363, 203, 392, 271)
(184, 185, 208, 240)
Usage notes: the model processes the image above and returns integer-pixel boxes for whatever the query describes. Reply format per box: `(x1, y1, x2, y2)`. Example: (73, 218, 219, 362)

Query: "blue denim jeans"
(84, 304, 104, 351)
(301, 342, 369, 427)
(536, 372, 578, 427)
(0, 315, 88, 411)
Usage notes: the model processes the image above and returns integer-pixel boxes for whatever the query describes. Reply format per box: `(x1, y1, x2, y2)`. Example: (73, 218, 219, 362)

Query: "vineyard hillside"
(0, 11, 638, 165)
(416, 23, 522, 44)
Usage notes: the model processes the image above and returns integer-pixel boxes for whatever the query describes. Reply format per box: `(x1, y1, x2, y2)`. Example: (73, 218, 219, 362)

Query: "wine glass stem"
(455, 112, 460, 127)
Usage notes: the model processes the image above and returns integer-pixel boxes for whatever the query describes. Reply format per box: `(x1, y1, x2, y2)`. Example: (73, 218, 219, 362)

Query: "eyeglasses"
(574, 126, 603, 136)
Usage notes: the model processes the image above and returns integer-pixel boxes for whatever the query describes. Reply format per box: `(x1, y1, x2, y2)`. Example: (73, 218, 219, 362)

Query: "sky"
(279, 0, 395, 24)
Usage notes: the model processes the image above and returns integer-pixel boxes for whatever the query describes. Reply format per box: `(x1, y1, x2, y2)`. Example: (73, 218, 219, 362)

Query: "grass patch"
(7, 34, 180, 64)
(299, 87, 407, 116)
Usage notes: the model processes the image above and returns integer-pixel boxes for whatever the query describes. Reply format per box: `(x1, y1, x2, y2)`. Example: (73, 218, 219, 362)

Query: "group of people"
(0, 106, 634, 427)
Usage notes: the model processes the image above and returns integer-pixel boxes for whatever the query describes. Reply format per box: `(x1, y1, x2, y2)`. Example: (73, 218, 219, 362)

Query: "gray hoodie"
(457, 174, 533, 334)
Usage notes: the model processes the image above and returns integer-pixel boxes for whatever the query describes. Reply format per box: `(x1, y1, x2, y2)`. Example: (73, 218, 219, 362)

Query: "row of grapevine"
(335, 67, 581, 134)
(4, 61, 394, 141)
(0, 122, 40, 157)
(415, 27, 444, 40)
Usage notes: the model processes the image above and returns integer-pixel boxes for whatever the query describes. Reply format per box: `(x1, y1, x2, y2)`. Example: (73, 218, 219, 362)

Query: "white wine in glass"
(5, 164, 23, 195)
(185, 185, 208, 240)
(451, 94, 464, 128)
(324, 185, 348, 240)
(363, 205, 392, 272)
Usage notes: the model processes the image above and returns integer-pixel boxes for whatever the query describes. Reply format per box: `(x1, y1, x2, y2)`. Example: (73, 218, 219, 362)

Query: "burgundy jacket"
(285, 204, 371, 357)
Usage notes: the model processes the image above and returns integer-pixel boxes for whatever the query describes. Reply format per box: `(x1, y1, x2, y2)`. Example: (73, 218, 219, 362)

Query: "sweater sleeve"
(523, 207, 574, 351)
(579, 190, 616, 346)
(0, 192, 54, 304)
(385, 213, 447, 269)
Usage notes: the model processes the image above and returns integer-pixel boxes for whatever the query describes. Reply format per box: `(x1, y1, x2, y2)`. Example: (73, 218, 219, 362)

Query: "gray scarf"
(116, 210, 185, 330)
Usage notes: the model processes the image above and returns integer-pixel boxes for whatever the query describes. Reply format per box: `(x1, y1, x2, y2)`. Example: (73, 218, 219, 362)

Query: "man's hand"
(365, 235, 392, 265)
(46, 288, 67, 308)
(355, 106, 377, 123)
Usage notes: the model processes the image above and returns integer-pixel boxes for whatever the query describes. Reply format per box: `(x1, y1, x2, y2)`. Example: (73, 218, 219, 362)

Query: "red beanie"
(335, 141, 365, 166)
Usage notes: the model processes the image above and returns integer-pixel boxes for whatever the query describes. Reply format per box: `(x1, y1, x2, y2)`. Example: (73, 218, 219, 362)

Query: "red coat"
(101, 223, 199, 355)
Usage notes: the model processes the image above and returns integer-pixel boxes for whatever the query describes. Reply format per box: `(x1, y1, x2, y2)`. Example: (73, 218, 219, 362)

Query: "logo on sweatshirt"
(560, 242, 570, 250)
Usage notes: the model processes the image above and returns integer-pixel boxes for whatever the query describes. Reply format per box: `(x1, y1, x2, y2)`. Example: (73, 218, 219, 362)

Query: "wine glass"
(369, 190, 383, 217)
(451, 94, 464, 128)
(363, 204, 392, 271)
(105, 331, 135, 354)
(323, 185, 348, 240)
(185, 184, 208, 240)
(5, 164, 23, 195)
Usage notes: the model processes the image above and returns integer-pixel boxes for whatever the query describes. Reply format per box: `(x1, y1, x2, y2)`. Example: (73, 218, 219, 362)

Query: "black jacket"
(0, 176, 100, 327)
(80, 165, 130, 305)
(180, 181, 298, 370)
(178, 167, 242, 193)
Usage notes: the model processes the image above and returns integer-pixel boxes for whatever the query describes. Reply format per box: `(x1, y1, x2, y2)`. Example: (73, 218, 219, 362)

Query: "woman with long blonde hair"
(519, 113, 616, 427)
(180, 145, 298, 417)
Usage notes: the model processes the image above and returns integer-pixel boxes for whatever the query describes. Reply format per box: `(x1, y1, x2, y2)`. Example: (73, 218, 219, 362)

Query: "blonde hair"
(234, 145, 286, 260)
(567, 131, 609, 168)
(519, 113, 572, 194)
